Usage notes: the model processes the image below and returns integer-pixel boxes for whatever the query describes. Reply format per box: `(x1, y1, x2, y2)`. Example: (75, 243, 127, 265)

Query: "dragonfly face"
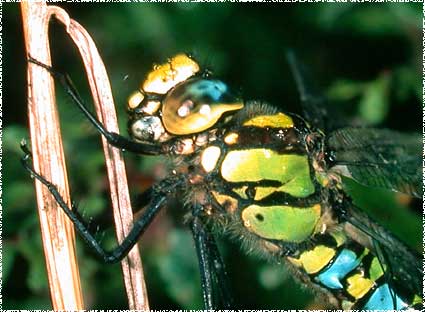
(127, 54, 244, 143)
(24, 53, 422, 309)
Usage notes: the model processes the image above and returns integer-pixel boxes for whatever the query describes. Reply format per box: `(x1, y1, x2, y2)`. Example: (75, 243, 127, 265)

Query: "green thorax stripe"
(221, 149, 315, 198)
(242, 204, 321, 243)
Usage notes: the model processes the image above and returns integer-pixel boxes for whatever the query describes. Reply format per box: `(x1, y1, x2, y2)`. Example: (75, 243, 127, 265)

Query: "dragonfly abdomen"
(288, 229, 421, 309)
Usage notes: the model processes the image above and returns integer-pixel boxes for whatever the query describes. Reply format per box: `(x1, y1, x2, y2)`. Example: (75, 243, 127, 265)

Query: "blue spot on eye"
(316, 249, 360, 289)
(363, 284, 408, 310)
(189, 80, 228, 101)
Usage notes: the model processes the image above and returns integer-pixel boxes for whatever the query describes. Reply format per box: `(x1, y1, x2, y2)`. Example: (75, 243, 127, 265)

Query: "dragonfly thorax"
(177, 102, 328, 246)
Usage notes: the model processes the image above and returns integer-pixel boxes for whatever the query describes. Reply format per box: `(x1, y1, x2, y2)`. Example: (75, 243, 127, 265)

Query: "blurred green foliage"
(4, 3, 421, 309)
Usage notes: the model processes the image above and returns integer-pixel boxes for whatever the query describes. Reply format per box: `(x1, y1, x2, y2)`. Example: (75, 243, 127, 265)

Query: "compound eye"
(162, 78, 244, 135)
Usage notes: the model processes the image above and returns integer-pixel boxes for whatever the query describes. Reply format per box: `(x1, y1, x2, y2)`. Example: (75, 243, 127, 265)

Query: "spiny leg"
(21, 141, 177, 263)
(27, 56, 163, 155)
(190, 216, 233, 309)
(190, 218, 214, 309)
(205, 225, 234, 308)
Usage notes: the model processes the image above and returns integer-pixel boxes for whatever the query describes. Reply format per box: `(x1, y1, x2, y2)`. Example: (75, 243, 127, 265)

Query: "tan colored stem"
(21, 2, 149, 310)
(48, 6, 150, 310)
(20, 1, 84, 309)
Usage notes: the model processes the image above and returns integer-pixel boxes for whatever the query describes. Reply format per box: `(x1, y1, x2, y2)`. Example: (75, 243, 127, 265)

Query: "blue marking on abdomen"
(363, 283, 408, 310)
(316, 249, 360, 289)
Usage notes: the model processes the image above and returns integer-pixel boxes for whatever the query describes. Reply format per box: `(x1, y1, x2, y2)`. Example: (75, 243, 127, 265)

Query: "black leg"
(190, 216, 233, 309)
(190, 217, 214, 309)
(21, 142, 177, 263)
(28, 56, 163, 155)
(205, 227, 234, 308)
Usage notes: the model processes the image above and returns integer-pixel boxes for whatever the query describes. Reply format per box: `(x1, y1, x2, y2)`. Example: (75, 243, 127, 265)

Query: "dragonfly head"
(127, 54, 244, 143)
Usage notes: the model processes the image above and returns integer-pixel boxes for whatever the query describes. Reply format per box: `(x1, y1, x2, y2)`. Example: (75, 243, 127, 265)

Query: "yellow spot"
(140, 100, 161, 115)
(369, 257, 384, 281)
(315, 171, 330, 187)
(201, 146, 221, 173)
(254, 185, 316, 201)
(232, 186, 248, 199)
(253, 186, 275, 200)
(342, 300, 354, 310)
(243, 112, 293, 128)
(412, 295, 422, 305)
(289, 245, 335, 274)
(211, 191, 238, 213)
(176, 138, 194, 155)
(330, 230, 347, 247)
(224, 132, 239, 145)
(142, 54, 200, 94)
(128, 91, 145, 109)
(347, 273, 374, 299)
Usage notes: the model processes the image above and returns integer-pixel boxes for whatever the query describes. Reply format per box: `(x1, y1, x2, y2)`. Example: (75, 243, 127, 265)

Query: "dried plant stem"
(20, 2, 83, 309)
(20, 2, 149, 310)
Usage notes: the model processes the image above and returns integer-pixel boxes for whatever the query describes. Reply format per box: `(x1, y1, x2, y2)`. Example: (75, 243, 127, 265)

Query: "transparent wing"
(327, 128, 421, 198)
(286, 51, 328, 131)
(341, 202, 422, 296)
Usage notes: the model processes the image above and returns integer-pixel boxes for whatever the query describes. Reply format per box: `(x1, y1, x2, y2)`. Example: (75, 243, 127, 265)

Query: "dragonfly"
(22, 53, 422, 309)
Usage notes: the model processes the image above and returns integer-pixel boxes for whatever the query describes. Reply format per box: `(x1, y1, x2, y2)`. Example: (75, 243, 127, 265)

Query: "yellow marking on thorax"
(253, 186, 276, 200)
(128, 91, 145, 109)
(221, 149, 315, 198)
(243, 112, 294, 128)
(211, 191, 238, 213)
(241, 204, 321, 243)
(201, 146, 221, 173)
(232, 186, 248, 199)
(253, 184, 314, 200)
(143, 100, 161, 115)
(224, 132, 239, 145)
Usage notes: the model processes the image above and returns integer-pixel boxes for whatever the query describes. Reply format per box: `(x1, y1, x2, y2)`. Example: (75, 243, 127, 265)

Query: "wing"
(286, 51, 328, 131)
(341, 201, 422, 296)
(327, 128, 421, 198)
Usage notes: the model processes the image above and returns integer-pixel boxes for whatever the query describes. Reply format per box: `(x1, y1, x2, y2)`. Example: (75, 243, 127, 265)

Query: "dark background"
(4, 3, 422, 309)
